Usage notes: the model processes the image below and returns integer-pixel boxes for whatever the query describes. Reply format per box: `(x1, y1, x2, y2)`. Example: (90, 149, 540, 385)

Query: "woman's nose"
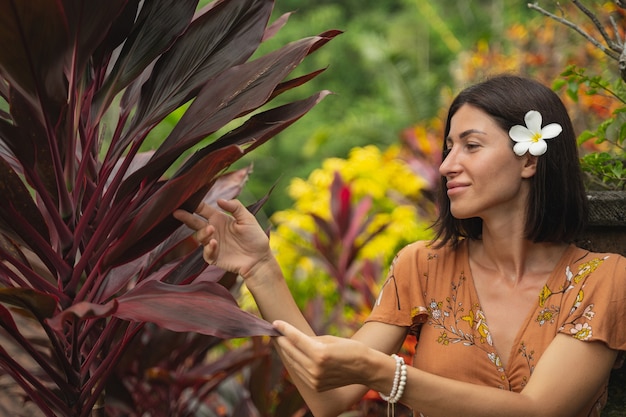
(439, 148, 457, 176)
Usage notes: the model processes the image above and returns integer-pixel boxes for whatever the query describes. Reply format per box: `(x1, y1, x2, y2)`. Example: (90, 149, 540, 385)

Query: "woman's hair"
(432, 74, 588, 248)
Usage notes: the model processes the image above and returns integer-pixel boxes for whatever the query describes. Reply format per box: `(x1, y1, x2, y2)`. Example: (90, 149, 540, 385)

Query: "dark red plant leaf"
(338, 196, 381, 273)
(0, 0, 67, 110)
(91, 0, 198, 121)
(0, 156, 51, 245)
(105, 150, 156, 191)
(154, 248, 208, 285)
(156, 34, 333, 152)
(174, 342, 270, 384)
(337, 184, 352, 236)
(310, 214, 333, 248)
(308, 213, 334, 246)
(202, 166, 252, 205)
(46, 300, 118, 333)
(0, 288, 58, 319)
(342, 195, 373, 249)
(121, 0, 274, 155)
(0, 303, 72, 396)
(102, 145, 243, 267)
(114, 280, 279, 338)
(60, 0, 129, 84)
(5, 88, 58, 204)
(91, 0, 140, 70)
(115, 33, 338, 192)
(104, 92, 329, 268)
(91, 256, 147, 303)
(184, 90, 334, 163)
(110, 167, 252, 291)
(269, 68, 327, 100)
(262, 11, 292, 41)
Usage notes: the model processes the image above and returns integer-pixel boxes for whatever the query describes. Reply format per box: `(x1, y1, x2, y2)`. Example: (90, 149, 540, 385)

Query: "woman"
(174, 75, 625, 417)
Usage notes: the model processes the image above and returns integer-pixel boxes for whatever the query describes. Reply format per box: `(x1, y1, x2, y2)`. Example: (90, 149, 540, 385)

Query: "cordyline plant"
(299, 171, 388, 333)
(0, 0, 338, 415)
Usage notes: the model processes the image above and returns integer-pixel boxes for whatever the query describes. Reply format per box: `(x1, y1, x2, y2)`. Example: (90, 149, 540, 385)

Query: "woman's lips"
(446, 181, 468, 196)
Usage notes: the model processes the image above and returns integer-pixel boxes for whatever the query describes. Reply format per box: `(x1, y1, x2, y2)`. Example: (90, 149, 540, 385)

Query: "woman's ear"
(521, 154, 538, 179)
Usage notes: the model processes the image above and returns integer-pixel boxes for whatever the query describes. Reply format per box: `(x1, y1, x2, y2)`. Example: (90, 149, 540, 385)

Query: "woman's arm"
(174, 200, 409, 415)
(273, 320, 618, 417)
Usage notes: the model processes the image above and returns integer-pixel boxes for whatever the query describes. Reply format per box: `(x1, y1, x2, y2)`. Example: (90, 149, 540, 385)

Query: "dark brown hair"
(432, 74, 588, 248)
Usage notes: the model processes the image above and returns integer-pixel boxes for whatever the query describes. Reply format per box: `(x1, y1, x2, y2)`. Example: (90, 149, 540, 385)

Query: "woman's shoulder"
(398, 239, 466, 257)
(563, 245, 626, 295)
(394, 239, 468, 272)
(568, 245, 626, 269)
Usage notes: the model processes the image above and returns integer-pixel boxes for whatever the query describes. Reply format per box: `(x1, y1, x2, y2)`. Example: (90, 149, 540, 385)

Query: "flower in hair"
(508, 110, 562, 156)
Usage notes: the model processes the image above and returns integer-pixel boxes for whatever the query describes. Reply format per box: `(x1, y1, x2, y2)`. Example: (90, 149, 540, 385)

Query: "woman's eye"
(465, 143, 479, 150)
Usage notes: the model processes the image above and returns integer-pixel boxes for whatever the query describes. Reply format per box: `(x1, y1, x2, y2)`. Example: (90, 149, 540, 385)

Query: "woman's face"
(439, 104, 536, 222)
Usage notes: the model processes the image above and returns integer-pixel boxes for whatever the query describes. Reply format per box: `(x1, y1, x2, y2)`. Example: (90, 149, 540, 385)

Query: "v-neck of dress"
(462, 240, 577, 374)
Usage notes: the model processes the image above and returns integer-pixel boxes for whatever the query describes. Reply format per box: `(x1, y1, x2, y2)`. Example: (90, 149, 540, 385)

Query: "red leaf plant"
(0, 0, 339, 415)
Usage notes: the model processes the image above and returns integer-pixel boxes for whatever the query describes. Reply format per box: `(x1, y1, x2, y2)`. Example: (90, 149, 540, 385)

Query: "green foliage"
(530, 2, 626, 191)
(233, 0, 537, 213)
(555, 66, 626, 190)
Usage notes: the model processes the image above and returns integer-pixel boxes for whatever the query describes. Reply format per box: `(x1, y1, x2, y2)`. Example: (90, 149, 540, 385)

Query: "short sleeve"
(557, 252, 626, 352)
(366, 241, 431, 331)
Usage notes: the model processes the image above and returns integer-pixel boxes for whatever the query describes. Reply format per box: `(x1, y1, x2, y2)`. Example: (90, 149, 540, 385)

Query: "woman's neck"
(469, 233, 568, 284)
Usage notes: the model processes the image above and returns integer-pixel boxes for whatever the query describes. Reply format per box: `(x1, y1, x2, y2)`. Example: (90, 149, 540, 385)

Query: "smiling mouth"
(446, 182, 468, 195)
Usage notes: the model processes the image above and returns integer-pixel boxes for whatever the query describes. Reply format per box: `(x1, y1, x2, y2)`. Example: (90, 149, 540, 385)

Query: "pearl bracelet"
(379, 353, 407, 404)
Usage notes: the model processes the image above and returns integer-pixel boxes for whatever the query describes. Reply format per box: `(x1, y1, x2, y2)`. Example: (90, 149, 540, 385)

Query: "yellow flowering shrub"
(264, 145, 435, 331)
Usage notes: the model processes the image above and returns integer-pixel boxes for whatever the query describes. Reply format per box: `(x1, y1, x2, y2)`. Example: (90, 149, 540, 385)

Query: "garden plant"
(0, 0, 338, 415)
(530, 0, 626, 190)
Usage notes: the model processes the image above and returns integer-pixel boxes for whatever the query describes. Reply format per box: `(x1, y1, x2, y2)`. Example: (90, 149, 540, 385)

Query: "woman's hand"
(272, 320, 378, 392)
(173, 199, 273, 279)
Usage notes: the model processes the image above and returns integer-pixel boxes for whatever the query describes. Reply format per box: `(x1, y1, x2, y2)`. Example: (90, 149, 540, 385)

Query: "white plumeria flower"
(508, 110, 562, 156)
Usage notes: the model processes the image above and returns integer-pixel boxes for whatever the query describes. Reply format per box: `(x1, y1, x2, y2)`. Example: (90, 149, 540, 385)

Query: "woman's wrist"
(364, 349, 408, 398)
(239, 252, 283, 286)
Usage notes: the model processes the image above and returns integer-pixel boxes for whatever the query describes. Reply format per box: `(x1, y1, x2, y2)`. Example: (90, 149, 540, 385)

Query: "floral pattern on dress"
(520, 255, 608, 376)
(423, 271, 505, 375)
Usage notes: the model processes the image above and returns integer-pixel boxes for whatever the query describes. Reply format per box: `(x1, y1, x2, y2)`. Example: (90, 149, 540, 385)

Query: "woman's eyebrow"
(446, 128, 487, 142)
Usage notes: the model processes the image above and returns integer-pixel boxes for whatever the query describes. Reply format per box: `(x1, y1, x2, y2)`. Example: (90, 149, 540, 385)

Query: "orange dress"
(366, 240, 626, 417)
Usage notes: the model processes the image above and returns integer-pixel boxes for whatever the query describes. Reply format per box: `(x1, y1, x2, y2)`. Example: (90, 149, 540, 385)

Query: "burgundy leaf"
(102, 145, 243, 267)
(329, 171, 346, 236)
(156, 35, 331, 152)
(263, 11, 291, 41)
(342, 196, 373, 248)
(92, 0, 198, 121)
(0, 0, 67, 109)
(6, 88, 58, 202)
(202, 166, 252, 205)
(123, 0, 273, 149)
(0, 156, 50, 244)
(92, 0, 140, 69)
(114, 280, 279, 338)
(0, 288, 58, 319)
(176, 90, 333, 178)
(60, 0, 129, 82)
(310, 214, 334, 248)
(92, 256, 148, 303)
(46, 300, 118, 333)
(103, 91, 330, 268)
(105, 150, 156, 190)
(125, 33, 338, 186)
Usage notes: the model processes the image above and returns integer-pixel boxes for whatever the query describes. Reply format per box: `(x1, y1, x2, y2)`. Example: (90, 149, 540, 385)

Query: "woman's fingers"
(273, 320, 303, 342)
(172, 209, 206, 231)
(217, 198, 256, 224)
(272, 321, 322, 386)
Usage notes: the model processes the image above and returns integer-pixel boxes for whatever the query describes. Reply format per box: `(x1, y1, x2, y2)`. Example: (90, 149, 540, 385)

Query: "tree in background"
(227, 0, 539, 213)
